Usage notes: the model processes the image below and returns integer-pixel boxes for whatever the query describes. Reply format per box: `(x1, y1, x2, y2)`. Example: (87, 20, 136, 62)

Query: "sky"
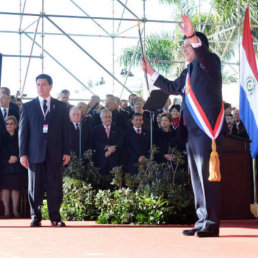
(0, 0, 243, 107)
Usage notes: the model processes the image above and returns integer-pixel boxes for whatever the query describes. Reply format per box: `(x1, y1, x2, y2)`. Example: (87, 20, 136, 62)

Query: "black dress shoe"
(51, 221, 66, 227)
(30, 219, 41, 227)
(182, 228, 199, 236)
(195, 229, 219, 237)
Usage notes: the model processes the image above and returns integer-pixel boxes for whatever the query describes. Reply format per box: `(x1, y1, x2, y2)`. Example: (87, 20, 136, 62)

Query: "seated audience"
(0, 89, 20, 132)
(232, 109, 249, 138)
(16, 98, 23, 113)
(58, 89, 73, 111)
(0, 116, 27, 218)
(225, 115, 234, 135)
(91, 109, 123, 188)
(154, 98, 171, 129)
(124, 93, 137, 115)
(154, 113, 178, 163)
(92, 95, 127, 130)
(170, 104, 181, 131)
(128, 102, 150, 131)
(224, 102, 235, 116)
(120, 99, 128, 111)
(114, 96, 129, 128)
(77, 102, 92, 126)
(69, 107, 91, 158)
(124, 113, 150, 174)
(87, 95, 101, 117)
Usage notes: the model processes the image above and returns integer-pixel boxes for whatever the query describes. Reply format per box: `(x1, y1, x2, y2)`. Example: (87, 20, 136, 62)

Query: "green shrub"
(95, 188, 167, 225)
(42, 146, 196, 224)
(42, 177, 98, 221)
(61, 178, 98, 221)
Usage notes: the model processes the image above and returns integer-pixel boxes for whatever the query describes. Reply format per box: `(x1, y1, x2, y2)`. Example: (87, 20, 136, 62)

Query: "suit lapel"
(35, 98, 44, 120)
(49, 97, 57, 125)
(101, 124, 108, 141)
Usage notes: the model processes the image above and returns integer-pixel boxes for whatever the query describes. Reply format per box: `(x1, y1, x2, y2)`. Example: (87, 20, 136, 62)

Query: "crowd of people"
(0, 84, 249, 219)
(0, 16, 253, 236)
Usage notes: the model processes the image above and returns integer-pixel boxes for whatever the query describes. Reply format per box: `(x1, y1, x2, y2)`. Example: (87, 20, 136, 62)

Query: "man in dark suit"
(91, 95, 127, 130)
(124, 113, 150, 174)
(0, 90, 20, 132)
(232, 109, 249, 139)
(124, 93, 137, 116)
(0, 87, 19, 114)
(91, 109, 123, 188)
(69, 106, 91, 157)
(143, 16, 226, 237)
(19, 74, 70, 227)
(58, 89, 73, 112)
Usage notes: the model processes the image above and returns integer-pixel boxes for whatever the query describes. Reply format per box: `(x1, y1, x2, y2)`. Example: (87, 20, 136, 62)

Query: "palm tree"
(119, 0, 257, 81)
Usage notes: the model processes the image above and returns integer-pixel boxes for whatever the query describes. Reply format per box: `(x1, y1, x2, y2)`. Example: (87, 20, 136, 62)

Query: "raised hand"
(178, 15, 194, 37)
(142, 57, 155, 76)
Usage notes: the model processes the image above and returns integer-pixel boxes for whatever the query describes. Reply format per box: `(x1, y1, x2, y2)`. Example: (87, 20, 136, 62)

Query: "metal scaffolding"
(0, 0, 257, 99)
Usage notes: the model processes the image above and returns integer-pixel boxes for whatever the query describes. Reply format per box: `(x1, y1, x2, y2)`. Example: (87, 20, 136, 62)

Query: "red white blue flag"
(240, 7, 258, 158)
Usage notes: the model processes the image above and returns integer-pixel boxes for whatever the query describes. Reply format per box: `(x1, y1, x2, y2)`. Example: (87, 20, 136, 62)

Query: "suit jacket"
(91, 124, 123, 171)
(0, 130, 26, 174)
(19, 97, 70, 164)
(124, 106, 134, 116)
(153, 128, 177, 163)
(91, 109, 127, 130)
(124, 127, 150, 174)
(70, 122, 91, 157)
(0, 103, 20, 132)
(128, 111, 150, 131)
(154, 44, 226, 133)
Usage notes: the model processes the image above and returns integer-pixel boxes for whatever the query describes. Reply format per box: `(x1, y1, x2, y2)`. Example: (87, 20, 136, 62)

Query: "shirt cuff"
(191, 37, 202, 48)
(150, 71, 160, 84)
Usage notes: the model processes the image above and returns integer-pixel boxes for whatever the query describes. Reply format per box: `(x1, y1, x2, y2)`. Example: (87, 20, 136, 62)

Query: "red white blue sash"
(184, 74, 224, 140)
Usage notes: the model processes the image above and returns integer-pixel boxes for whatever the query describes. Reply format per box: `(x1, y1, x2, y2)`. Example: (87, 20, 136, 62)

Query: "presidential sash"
(184, 74, 224, 181)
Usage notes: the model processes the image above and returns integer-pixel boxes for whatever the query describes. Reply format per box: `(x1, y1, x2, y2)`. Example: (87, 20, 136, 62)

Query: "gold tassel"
(208, 139, 221, 182)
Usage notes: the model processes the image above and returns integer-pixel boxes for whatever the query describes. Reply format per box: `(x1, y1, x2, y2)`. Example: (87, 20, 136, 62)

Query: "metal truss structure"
(0, 0, 257, 100)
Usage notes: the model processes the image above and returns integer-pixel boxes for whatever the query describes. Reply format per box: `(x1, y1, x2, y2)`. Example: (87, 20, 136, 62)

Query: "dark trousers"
(186, 128, 223, 231)
(28, 157, 63, 222)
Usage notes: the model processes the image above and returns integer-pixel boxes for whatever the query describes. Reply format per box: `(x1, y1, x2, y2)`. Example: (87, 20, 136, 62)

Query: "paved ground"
(0, 219, 257, 258)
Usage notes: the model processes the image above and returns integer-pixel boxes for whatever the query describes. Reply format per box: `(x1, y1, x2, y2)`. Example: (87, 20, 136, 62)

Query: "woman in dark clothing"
(169, 104, 181, 131)
(0, 116, 27, 217)
(154, 113, 177, 163)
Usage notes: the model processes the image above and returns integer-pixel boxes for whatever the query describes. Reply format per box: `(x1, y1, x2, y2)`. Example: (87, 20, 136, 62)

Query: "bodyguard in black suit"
(0, 92, 20, 132)
(124, 113, 150, 174)
(19, 74, 70, 227)
(91, 109, 123, 187)
(143, 16, 226, 237)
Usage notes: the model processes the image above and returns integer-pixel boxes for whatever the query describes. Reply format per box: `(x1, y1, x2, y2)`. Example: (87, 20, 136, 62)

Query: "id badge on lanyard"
(43, 124, 48, 133)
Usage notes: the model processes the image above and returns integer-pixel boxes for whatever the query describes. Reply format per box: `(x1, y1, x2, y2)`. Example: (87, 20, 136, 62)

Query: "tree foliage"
(119, 0, 257, 82)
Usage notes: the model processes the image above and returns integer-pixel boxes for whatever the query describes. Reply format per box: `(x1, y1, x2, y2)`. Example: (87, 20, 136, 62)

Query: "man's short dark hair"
(224, 102, 232, 110)
(36, 74, 53, 85)
(129, 93, 137, 100)
(131, 112, 143, 120)
(60, 89, 70, 95)
(106, 94, 114, 98)
(0, 87, 11, 96)
(183, 31, 209, 49)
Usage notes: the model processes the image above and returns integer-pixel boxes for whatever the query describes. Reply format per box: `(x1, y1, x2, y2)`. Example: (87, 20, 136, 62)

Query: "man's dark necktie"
(43, 99, 47, 114)
(3, 108, 7, 119)
(75, 123, 80, 156)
